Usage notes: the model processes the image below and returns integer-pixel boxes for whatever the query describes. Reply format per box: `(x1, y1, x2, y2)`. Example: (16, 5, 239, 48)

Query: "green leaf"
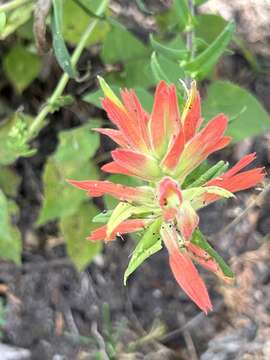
(150, 34, 188, 61)
(37, 122, 100, 225)
(83, 85, 153, 112)
(0, 191, 21, 264)
(60, 202, 102, 271)
(188, 160, 229, 188)
(156, 0, 192, 32)
(51, 0, 76, 78)
(194, 0, 209, 4)
(202, 81, 270, 141)
(182, 21, 235, 79)
(184, 186, 234, 203)
(0, 12, 6, 33)
(92, 210, 113, 223)
(0, 4, 33, 39)
(107, 202, 151, 236)
(124, 218, 162, 285)
(194, 14, 228, 50)
(191, 230, 234, 278)
(0, 166, 21, 197)
(3, 45, 41, 93)
(62, 0, 109, 46)
(101, 25, 149, 64)
(151, 52, 185, 83)
(0, 113, 33, 165)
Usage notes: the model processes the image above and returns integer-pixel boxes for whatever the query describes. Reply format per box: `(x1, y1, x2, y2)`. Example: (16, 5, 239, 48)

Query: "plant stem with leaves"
(28, 0, 108, 139)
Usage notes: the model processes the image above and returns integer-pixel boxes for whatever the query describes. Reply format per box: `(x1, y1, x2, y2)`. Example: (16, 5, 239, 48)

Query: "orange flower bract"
(68, 79, 265, 313)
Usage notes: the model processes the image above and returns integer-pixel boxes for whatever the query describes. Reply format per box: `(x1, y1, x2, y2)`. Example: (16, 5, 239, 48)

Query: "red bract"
(68, 78, 265, 313)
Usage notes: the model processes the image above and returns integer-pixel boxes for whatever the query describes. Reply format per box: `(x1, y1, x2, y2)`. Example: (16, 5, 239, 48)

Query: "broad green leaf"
(83, 86, 153, 112)
(37, 122, 100, 225)
(3, 45, 41, 93)
(0, 4, 33, 39)
(202, 81, 270, 141)
(92, 210, 113, 223)
(194, 14, 227, 50)
(54, 120, 100, 163)
(0, 166, 21, 197)
(151, 52, 185, 84)
(123, 58, 156, 88)
(182, 21, 235, 79)
(107, 202, 151, 236)
(188, 160, 229, 188)
(124, 218, 162, 285)
(103, 175, 142, 210)
(191, 230, 234, 278)
(101, 25, 149, 64)
(60, 202, 102, 271)
(0, 191, 21, 264)
(150, 34, 188, 61)
(51, 0, 76, 78)
(62, 0, 109, 46)
(0, 113, 33, 165)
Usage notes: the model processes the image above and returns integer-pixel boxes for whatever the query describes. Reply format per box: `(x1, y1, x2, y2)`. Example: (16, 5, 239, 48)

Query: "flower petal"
(161, 129, 185, 171)
(149, 81, 180, 156)
(176, 114, 229, 181)
(111, 149, 161, 181)
(176, 201, 199, 241)
(101, 161, 135, 177)
(161, 223, 212, 313)
(89, 219, 147, 241)
(93, 128, 130, 148)
(67, 179, 152, 203)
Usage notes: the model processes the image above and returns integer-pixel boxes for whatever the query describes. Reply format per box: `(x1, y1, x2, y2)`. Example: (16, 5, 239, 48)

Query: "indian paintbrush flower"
(68, 78, 265, 313)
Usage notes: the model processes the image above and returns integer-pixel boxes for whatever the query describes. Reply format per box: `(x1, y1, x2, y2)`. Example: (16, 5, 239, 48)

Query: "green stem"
(185, 0, 195, 86)
(28, 0, 108, 139)
(0, 0, 32, 12)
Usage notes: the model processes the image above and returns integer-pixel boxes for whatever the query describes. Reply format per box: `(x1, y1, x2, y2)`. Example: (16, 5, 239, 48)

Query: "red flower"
(68, 78, 265, 313)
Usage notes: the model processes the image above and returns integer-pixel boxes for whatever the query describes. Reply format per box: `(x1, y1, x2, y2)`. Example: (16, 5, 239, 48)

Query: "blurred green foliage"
(0, 0, 269, 269)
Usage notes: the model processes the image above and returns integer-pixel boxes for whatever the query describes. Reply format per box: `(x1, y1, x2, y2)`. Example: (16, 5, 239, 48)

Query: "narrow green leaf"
(151, 52, 171, 83)
(0, 191, 21, 264)
(191, 230, 234, 278)
(184, 186, 234, 202)
(51, 0, 76, 78)
(60, 202, 102, 271)
(0, 12, 6, 33)
(150, 34, 188, 61)
(183, 21, 235, 79)
(188, 160, 229, 188)
(92, 210, 113, 223)
(107, 203, 151, 237)
(124, 218, 162, 285)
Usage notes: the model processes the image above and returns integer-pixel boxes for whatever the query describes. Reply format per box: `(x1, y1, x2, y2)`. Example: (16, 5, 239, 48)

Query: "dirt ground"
(1, 1, 270, 359)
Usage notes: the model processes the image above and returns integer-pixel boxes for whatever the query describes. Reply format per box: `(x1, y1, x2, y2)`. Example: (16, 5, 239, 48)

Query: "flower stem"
(0, 0, 32, 12)
(28, 0, 108, 139)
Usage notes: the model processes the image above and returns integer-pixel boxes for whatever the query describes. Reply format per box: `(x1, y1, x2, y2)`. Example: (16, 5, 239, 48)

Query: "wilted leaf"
(33, 0, 51, 53)
(124, 218, 162, 285)
(37, 122, 100, 225)
(202, 81, 270, 141)
(60, 202, 102, 271)
(3, 44, 41, 93)
(62, 0, 109, 46)
(0, 191, 21, 264)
